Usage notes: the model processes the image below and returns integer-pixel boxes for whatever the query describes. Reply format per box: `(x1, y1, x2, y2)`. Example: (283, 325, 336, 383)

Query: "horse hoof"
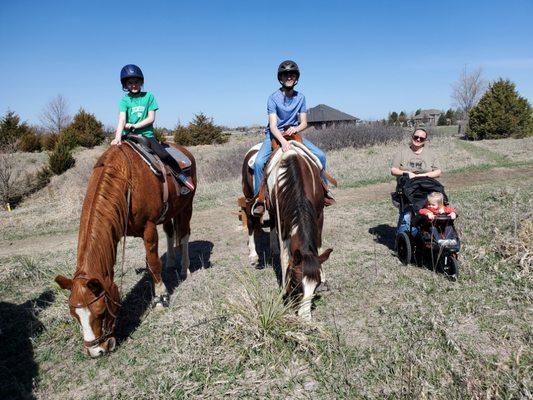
(152, 294, 170, 309)
(315, 281, 330, 293)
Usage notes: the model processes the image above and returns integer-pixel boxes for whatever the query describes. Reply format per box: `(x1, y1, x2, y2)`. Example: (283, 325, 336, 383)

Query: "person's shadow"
(115, 240, 214, 344)
(0, 290, 55, 400)
(368, 224, 397, 251)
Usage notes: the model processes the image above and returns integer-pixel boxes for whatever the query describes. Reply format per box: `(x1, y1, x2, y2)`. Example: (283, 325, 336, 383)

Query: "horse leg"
(163, 220, 176, 270)
(175, 205, 192, 280)
(298, 276, 318, 321)
(247, 217, 259, 267)
(143, 222, 169, 308)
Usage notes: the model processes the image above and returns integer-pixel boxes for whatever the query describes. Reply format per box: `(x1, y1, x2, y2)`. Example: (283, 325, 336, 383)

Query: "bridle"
(69, 274, 121, 349)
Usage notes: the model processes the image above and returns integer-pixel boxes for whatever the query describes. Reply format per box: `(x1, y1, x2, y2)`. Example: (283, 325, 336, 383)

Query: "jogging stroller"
(393, 175, 460, 281)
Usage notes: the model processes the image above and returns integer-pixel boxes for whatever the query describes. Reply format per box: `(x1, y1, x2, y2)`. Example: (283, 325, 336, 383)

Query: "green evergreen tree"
(61, 108, 105, 148)
(445, 108, 456, 125)
(388, 111, 399, 125)
(437, 114, 447, 126)
(0, 110, 32, 150)
(48, 140, 75, 175)
(173, 124, 193, 145)
(468, 79, 533, 139)
(398, 111, 407, 126)
(18, 131, 42, 152)
(173, 113, 228, 145)
(415, 108, 422, 116)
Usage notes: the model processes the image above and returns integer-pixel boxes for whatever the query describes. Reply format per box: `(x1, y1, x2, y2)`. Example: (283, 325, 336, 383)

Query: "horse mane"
(76, 148, 129, 279)
(277, 154, 318, 254)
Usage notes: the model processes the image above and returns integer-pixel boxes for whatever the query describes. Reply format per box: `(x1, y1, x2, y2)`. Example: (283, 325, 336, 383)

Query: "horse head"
(55, 274, 121, 357)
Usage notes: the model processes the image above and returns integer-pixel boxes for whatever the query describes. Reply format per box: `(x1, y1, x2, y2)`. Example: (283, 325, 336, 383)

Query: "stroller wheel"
(442, 255, 460, 281)
(396, 232, 412, 265)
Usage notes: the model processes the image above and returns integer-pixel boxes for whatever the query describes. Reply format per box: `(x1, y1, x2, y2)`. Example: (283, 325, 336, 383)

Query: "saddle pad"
(123, 140, 163, 176)
(246, 143, 264, 169)
(163, 143, 192, 169)
(266, 140, 322, 176)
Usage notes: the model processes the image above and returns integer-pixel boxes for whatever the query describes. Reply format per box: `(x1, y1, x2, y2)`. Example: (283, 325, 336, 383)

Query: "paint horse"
(55, 143, 196, 357)
(240, 143, 266, 267)
(266, 136, 332, 320)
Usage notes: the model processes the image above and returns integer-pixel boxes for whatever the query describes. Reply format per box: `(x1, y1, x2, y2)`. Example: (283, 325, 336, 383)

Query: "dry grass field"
(0, 134, 532, 399)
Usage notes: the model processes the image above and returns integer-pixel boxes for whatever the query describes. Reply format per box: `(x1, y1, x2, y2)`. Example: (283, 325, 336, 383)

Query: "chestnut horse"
(55, 143, 196, 357)
(265, 142, 332, 320)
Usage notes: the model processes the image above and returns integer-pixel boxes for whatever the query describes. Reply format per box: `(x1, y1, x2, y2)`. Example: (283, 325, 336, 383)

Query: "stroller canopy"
(396, 176, 449, 212)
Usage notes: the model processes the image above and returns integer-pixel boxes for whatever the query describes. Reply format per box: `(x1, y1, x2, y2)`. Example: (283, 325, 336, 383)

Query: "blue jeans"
(397, 209, 418, 237)
(253, 135, 327, 196)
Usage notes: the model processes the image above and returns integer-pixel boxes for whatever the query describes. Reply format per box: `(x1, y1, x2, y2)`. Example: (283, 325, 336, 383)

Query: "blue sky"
(1, 0, 532, 128)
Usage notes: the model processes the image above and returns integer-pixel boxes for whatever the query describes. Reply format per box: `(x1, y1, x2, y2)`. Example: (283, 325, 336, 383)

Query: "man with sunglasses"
(390, 127, 441, 234)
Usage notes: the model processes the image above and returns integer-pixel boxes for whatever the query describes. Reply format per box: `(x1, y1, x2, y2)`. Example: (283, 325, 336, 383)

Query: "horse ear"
(55, 275, 73, 291)
(86, 278, 104, 297)
(318, 248, 333, 264)
(293, 249, 302, 266)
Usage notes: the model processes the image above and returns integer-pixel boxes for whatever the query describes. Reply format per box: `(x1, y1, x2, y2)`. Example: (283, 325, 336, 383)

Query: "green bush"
(153, 127, 168, 143)
(173, 113, 228, 146)
(437, 114, 447, 126)
(62, 108, 105, 148)
(48, 140, 75, 175)
(173, 124, 193, 145)
(41, 133, 59, 151)
(18, 131, 42, 152)
(468, 79, 533, 140)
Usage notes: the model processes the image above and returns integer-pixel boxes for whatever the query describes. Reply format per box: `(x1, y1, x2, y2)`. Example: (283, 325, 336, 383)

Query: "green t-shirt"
(119, 91, 159, 137)
(391, 147, 440, 173)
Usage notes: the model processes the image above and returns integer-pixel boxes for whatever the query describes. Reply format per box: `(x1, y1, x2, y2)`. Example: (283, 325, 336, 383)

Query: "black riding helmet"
(120, 64, 144, 90)
(277, 60, 300, 87)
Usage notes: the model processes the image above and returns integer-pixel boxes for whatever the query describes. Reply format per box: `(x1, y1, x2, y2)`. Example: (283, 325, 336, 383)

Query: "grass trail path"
(2, 164, 530, 258)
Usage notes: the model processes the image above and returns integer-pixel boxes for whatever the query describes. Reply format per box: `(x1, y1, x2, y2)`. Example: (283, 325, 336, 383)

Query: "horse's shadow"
(0, 290, 55, 400)
(115, 240, 214, 345)
(368, 224, 397, 251)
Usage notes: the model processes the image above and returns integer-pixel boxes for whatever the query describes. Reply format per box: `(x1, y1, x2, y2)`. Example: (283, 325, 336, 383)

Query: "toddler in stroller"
(419, 192, 459, 249)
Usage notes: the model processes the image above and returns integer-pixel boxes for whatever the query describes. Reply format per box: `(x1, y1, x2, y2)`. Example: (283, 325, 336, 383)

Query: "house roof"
(412, 109, 443, 119)
(307, 104, 358, 123)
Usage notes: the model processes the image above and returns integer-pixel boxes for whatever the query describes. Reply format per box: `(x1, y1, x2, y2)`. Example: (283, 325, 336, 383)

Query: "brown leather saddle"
(123, 135, 192, 177)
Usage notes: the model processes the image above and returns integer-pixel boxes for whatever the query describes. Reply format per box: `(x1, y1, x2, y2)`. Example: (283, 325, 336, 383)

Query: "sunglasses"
(412, 135, 427, 142)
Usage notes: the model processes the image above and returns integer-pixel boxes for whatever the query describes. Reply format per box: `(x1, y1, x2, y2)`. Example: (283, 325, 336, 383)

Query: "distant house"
(412, 109, 443, 126)
(307, 104, 359, 129)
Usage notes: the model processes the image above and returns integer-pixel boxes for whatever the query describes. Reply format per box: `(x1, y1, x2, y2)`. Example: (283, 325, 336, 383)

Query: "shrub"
(62, 108, 105, 148)
(173, 124, 193, 145)
(41, 133, 59, 151)
(18, 131, 42, 152)
(437, 114, 447, 126)
(153, 127, 168, 143)
(305, 123, 404, 151)
(467, 79, 533, 140)
(173, 113, 228, 146)
(48, 140, 75, 175)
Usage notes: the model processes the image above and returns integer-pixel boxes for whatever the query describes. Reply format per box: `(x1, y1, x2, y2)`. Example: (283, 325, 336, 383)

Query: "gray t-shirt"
(391, 147, 440, 173)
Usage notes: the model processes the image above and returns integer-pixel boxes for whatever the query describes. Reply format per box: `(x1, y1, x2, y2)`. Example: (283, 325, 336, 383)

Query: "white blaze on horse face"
(75, 307, 95, 342)
(298, 276, 317, 321)
(75, 307, 106, 356)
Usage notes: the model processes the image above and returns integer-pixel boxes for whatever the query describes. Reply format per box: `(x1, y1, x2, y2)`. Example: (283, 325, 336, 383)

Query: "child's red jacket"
(419, 204, 457, 217)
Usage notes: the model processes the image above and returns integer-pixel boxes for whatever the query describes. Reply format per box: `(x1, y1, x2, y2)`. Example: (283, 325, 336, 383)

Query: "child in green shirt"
(112, 64, 194, 191)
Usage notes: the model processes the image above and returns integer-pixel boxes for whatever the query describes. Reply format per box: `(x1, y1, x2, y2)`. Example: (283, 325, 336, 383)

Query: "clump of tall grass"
(305, 123, 405, 151)
(493, 216, 532, 276)
(220, 270, 328, 354)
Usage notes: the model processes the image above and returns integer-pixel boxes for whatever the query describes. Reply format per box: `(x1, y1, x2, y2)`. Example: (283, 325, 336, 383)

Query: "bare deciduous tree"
(451, 66, 487, 119)
(40, 94, 71, 133)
